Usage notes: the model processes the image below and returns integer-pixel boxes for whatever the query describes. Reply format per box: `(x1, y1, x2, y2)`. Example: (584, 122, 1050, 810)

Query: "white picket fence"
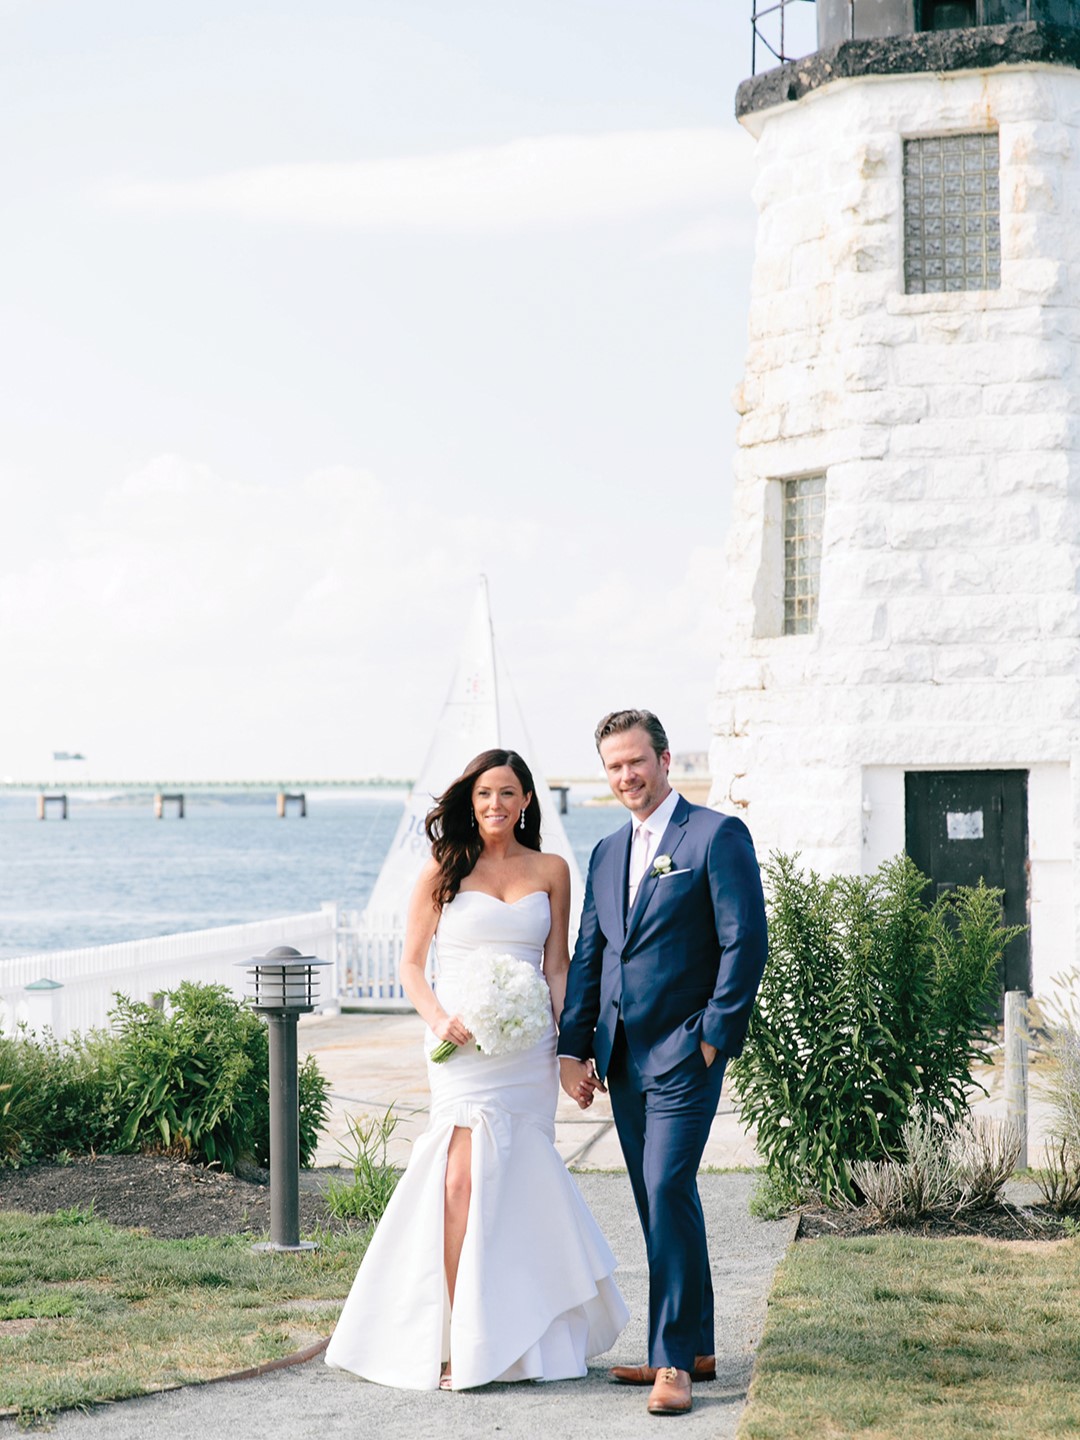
(0, 904, 424, 1038)
(335, 910, 432, 1010)
(0, 906, 342, 1039)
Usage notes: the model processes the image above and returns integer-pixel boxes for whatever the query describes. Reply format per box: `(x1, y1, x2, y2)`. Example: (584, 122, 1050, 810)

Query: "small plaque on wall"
(946, 810, 984, 841)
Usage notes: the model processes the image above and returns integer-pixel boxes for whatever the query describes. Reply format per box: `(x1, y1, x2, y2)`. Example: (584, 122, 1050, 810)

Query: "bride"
(325, 748, 629, 1391)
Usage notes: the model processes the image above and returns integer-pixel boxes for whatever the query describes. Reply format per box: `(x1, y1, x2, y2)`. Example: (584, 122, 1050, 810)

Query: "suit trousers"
(606, 1023, 726, 1371)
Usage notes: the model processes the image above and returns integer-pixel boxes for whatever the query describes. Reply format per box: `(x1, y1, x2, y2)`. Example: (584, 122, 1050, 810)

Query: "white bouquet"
(430, 950, 552, 1063)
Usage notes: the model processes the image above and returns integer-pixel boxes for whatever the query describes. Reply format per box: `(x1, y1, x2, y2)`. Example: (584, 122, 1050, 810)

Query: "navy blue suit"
(557, 795, 767, 1370)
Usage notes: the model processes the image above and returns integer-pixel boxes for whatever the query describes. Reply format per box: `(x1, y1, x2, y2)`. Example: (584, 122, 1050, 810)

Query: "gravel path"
(4, 1172, 795, 1440)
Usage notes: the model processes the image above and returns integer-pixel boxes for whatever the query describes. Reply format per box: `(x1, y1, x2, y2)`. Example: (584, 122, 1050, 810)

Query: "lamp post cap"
(238, 946, 331, 968)
(237, 944, 332, 979)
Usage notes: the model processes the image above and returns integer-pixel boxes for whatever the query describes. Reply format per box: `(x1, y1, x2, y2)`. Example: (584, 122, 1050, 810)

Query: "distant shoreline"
(0, 774, 708, 799)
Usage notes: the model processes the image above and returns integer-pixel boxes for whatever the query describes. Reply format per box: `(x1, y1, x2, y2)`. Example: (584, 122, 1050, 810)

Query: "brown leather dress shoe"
(610, 1355, 716, 1385)
(647, 1367, 693, 1416)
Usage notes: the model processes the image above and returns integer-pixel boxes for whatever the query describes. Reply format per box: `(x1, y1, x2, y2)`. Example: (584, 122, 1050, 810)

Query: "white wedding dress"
(324, 889, 629, 1390)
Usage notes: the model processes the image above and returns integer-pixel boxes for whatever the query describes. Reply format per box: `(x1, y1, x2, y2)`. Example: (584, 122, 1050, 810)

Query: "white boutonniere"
(649, 854, 674, 879)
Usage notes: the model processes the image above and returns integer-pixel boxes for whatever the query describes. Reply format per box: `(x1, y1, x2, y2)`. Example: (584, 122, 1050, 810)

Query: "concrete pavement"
(298, 1010, 763, 1171)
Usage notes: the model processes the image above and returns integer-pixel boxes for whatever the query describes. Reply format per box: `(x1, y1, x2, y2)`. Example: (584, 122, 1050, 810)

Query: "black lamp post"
(237, 945, 331, 1253)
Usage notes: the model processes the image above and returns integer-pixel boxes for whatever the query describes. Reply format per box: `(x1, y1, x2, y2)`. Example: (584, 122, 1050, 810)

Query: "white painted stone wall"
(713, 63, 1080, 991)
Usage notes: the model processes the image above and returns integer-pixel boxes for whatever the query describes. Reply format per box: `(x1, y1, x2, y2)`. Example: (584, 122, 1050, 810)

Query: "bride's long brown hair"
(425, 749, 542, 907)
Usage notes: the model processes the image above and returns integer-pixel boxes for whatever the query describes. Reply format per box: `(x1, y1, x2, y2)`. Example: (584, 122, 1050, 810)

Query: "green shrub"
(0, 1073, 24, 1164)
(0, 1046, 32, 1164)
(731, 853, 1022, 1205)
(325, 1107, 400, 1226)
(0, 1029, 120, 1166)
(297, 1053, 331, 1168)
(0, 984, 331, 1172)
(250, 1051, 331, 1174)
(108, 982, 329, 1172)
(33, 1029, 123, 1155)
(748, 1168, 801, 1221)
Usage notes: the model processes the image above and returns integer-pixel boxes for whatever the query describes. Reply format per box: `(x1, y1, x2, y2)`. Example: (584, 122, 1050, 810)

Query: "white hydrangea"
(455, 950, 552, 1057)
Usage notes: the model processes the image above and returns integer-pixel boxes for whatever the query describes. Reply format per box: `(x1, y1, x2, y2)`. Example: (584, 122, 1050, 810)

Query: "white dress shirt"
(627, 786, 680, 907)
(560, 785, 682, 1066)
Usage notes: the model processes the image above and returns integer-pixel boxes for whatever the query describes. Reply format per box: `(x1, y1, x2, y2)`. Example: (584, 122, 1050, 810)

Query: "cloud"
(104, 129, 754, 234)
(0, 453, 727, 779)
(0, 454, 561, 773)
(3, 456, 466, 653)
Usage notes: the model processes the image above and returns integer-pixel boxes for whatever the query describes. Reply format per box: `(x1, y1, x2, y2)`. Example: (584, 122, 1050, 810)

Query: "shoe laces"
(659, 1367, 679, 1383)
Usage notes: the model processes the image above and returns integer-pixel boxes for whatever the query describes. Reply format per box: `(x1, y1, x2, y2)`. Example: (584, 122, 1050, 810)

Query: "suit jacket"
(557, 795, 768, 1080)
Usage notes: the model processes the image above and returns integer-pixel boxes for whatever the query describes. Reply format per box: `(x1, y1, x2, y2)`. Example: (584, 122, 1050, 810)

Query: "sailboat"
(343, 577, 583, 1007)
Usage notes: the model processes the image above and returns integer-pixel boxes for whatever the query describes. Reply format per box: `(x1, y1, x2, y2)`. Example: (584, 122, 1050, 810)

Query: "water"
(0, 789, 627, 959)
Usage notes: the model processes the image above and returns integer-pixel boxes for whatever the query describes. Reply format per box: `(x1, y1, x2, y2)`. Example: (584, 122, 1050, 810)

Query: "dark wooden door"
(904, 770, 1030, 995)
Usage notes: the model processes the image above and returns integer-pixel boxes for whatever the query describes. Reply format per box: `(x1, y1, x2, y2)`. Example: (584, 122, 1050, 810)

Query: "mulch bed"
(796, 1201, 1068, 1242)
(0, 1154, 1069, 1244)
(0, 1154, 337, 1240)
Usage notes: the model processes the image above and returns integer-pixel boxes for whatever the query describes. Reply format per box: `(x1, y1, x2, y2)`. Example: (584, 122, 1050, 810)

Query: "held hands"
(559, 1056, 607, 1111)
(432, 1010, 473, 1048)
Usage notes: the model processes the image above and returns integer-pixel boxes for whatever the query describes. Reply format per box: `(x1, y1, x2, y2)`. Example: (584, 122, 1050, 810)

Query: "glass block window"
(783, 475, 825, 636)
(904, 132, 1000, 294)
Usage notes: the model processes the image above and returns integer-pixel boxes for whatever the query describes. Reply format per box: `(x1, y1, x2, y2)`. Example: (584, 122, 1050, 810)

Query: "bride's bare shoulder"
(411, 855, 442, 901)
(533, 851, 569, 888)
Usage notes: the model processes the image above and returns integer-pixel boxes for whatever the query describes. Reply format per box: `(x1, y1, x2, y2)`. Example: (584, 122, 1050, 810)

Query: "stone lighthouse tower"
(712, 0, 1080, 998)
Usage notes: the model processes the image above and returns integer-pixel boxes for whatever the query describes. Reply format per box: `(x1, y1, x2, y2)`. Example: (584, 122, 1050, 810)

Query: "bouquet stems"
(429, 1039, 459, 1064)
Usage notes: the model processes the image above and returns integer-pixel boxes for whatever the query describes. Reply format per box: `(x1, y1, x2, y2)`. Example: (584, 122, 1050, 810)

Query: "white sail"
(346, 579, 582, 1006)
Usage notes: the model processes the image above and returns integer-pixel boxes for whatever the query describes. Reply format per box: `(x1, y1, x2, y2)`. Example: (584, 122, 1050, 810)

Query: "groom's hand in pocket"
(559, 1057, 606, 1110)
(700, 1040, 718, 1068)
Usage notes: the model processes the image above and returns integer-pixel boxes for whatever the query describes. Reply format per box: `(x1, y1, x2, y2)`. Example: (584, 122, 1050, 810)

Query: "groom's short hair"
(594, 709, 669, 760)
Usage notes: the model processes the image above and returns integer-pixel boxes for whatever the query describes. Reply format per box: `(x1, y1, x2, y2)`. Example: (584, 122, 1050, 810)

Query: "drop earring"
(519, 809, 526, 830)
(471, 811, 477, 828)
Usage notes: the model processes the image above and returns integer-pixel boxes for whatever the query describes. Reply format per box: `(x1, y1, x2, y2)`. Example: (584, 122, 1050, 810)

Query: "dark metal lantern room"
(751, 0, 1080, 76)
(817, 0, 1079, 44)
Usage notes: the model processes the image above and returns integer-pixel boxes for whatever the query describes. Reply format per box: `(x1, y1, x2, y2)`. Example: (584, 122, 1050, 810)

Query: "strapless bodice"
(431, 889, 552, 1031)
(434, 889, 551, 975)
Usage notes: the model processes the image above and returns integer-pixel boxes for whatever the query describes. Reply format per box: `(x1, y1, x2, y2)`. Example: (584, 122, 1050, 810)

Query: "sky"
(0, 1, 819, 783)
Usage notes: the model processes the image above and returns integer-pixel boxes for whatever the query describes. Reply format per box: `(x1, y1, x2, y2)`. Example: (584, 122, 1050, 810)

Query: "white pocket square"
(657, 868, 692, 880)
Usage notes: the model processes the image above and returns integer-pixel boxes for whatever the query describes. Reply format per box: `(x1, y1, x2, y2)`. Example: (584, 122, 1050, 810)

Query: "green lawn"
(0, 1207, 366, 1426)
(8, 1201, 1079, 1436)
(740, 1233, 1080, 1440)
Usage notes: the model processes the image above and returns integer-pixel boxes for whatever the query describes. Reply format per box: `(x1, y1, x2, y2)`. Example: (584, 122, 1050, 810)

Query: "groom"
(558, 709, 767, 1418)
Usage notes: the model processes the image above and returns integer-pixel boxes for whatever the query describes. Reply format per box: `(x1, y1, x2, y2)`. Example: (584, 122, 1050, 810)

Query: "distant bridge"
(0, 778, 413, 792)
(0, 776, 609, 794)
